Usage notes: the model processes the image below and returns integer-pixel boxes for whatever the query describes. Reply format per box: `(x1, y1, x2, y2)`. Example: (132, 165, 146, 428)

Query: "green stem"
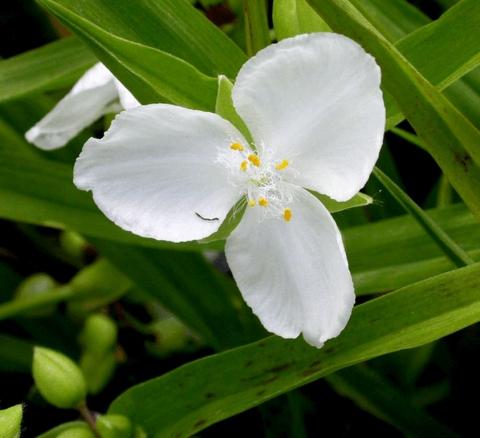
(78, 403, 100, 437)
(391, 127, 427, 151)
(243, 0, 271, 56)
(0, 285, 74, 321)
(437, 174, 454, 208)
(373, 167, 474, 268)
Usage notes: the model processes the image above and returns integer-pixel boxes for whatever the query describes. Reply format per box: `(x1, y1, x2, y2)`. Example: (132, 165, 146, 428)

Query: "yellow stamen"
(248, 199, 256, 207)
(240, 160, 248, 171)
(248, 154, 261, 167)
(283, 208, 292, 222)
(230, 142, 244, 152)
(275, 159, 289, 170)
(258, 197, 268, 207)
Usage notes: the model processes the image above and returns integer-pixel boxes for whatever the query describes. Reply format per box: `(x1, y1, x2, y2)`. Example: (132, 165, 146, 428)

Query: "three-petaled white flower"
(74, 33, 385, 347)
(26, 63, 139, 150)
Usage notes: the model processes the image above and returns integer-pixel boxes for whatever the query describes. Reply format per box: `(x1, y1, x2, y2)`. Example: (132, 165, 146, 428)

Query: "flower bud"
(15, 273, 57, 317)
(80, 314, 117, 354)
(68, 260, 130, 318)
(57, 427, 95, 438)
(96, 414, 132, 438)
(80, 351, 116, 394)
(32, 347, 87, 408)
(59, 230, 90, 262)
(0, 404, 23, 438)
(70, 259, 129, 298)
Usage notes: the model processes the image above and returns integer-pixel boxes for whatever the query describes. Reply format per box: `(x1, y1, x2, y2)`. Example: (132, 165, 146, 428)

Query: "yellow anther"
(258, 197, 268, 207)
(275, 159, 289, 170)
(240, 160, 248, 171)
(230, 142, 244, 152)
(248, 154, 261, 167)
(248, 199, 256, 207)
(283, 208, 292, 222)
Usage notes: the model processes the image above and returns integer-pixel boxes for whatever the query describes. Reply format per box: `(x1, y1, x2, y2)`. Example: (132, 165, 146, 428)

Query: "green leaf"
(0, 148, 220, 252)
(199, 201, 246, 243)
(109, 263, 480, 436)
(35, 4, 218, 109)
(373, 168, 473, 267)
(391, 127, 427, 151)
(353, 0, 480, 133)
(0, 37, 96, 104)
(327, 365, 454, 436)
(0, 335, 33, 373)
(94, 240, 263, 350)
(275, 0, 480, 138)
(215, 75, 252, 142)
(1, 140, 477, 296)
(244, 0, 271, 55)
(273, 0, 331, 40)
(351, 0, 429, 43)
(307, 0, 480, 219)
(345, 202, 477, 273)
(445, 69, 480, 131)
(37, 0, 246, 78)
(313, 192, 373, 213)
(395, 0, 480, 90)
(344, 204, 480, 294)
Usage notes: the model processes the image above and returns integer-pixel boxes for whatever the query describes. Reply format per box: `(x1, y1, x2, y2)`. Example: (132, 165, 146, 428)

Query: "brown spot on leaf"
(194, 419, 207, 428)
(455, 152, 473, 171)
(267, 363, 290, 373)
(262, 375, 278, 385)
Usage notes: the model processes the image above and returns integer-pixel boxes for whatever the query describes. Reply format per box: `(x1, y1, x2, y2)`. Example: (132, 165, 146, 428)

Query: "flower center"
(217, 141, 294, 222)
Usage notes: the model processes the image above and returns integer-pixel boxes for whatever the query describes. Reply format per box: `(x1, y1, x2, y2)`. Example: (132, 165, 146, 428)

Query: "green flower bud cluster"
(79, 314, 118, 394)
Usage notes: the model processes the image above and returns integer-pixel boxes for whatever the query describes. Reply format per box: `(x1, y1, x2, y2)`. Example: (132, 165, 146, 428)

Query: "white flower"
(25, 63, 140, 150)
(74, 33, 385, 347)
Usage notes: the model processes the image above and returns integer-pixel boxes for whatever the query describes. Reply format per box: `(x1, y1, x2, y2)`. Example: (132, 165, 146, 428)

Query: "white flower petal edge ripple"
(74, 33, 386, 347)
(25, 63, 140, 150)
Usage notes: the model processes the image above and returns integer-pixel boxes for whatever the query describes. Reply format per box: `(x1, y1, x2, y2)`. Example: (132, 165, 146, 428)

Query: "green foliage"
(109, 264, 480, 435)
(308, 0, 480, 219)
(0, 37, 95, 103)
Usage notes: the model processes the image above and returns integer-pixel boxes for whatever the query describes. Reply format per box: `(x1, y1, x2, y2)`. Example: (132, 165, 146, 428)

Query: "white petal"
(74, 104, 245, 243)
(232, 33, 385, 202)
(70, 63, 114, 92)
(113, 78, 140, 110)
(225, 186, 355, 347)
(25, 63, 118, 150)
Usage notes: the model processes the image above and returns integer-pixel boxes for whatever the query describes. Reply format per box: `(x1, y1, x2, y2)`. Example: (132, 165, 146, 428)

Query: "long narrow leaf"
(109, 263, 480, 436)
(307, 0, 480, 219)
(373, 168, 474, 267)
(0, 37, 95, 103)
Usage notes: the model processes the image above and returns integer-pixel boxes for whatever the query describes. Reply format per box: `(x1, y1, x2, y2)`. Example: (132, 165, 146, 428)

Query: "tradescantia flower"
(26, 63, 139, 150)
(74, 33, 385, 347)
